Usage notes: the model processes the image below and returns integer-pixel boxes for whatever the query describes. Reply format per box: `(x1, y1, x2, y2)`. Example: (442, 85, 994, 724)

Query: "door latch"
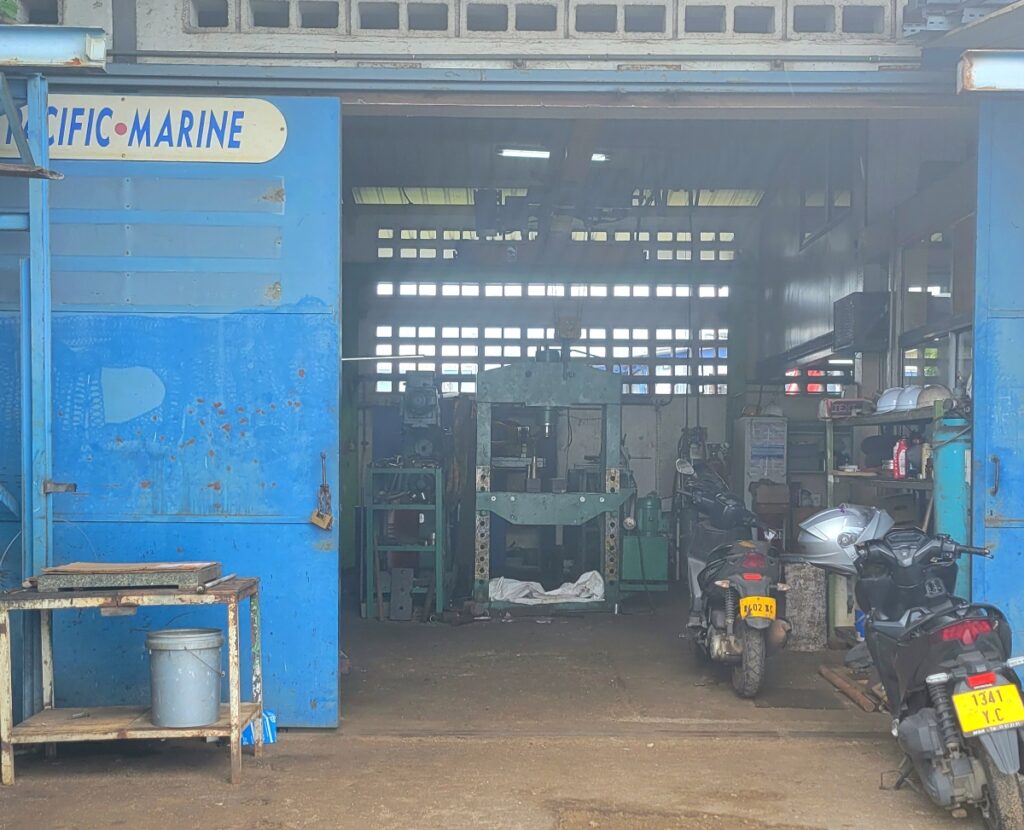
(310, 452, 333, 531)
(43, 480, 77, 495)
(989, 455, 1001, 497)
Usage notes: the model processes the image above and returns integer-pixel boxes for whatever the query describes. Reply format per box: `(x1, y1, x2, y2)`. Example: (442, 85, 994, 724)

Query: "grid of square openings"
(375, 227, 738, 262)
(903, 347, 942, 382)
(189, 0, 889, 36)
(372, 323, 729, 397)
(374, 281, 730, 299)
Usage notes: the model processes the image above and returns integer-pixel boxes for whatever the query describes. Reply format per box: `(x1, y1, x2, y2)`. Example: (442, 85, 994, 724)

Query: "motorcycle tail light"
(741, 553, 767, 569)
(967, 671, 998, 689)
(741, 573, 763, 581)
(933, 619, 993, 646)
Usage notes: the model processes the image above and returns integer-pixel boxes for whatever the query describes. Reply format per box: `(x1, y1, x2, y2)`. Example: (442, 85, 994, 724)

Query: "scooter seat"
(870, 619, 907, 639)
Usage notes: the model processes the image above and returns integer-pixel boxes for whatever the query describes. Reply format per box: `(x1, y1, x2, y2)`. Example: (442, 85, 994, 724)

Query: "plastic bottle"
(893, 438, 908, 481)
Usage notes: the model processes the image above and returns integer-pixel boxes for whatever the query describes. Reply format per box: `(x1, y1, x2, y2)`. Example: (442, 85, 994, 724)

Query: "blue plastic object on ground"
(241, 710, 277, 746)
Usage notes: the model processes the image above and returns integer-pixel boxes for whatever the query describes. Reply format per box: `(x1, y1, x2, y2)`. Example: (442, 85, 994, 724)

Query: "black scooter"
(852, 528, 1024, 828)
(680, 462, 791, 698)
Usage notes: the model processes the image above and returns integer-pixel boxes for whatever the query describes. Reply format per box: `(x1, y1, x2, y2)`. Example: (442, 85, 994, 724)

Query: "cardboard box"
(753, 483, 791, 506)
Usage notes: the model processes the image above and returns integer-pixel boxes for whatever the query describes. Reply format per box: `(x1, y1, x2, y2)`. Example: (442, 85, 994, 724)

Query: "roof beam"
(0, 25, 106, 69)
(930, 2, 1024, 51)
(959, 49, 1024, 92)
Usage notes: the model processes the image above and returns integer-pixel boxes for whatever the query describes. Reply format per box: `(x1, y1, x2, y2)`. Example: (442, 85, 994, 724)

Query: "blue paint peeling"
(100, 366, 166, 424)
(0, 95, 341, 726)
(972, 98, 1024, 648)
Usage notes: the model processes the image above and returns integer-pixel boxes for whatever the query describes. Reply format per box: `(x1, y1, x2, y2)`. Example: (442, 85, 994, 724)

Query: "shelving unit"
(363, 466, 446, 620)
(823, 404, 941, 506)
(0, 578, 263, 785)
(821, 403, 943, 641)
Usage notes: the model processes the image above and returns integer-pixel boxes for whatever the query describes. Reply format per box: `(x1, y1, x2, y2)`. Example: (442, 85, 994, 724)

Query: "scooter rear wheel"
(731, 625, 766, 698)
(980, 752, 1024, 830)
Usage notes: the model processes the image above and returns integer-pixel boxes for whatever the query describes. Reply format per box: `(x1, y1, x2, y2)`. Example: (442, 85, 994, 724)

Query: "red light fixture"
(966, 671, 998, 690)
(935, 619, 994, 646)
(741, 553, 767, 569)
(741, 572, 764, 581)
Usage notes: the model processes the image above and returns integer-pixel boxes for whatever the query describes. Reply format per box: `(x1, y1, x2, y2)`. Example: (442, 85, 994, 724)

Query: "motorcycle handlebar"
(854, 538, 993, 570)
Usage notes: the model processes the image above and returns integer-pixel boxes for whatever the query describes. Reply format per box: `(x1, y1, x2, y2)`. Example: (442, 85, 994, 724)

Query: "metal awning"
(930, 1, 1024, 51)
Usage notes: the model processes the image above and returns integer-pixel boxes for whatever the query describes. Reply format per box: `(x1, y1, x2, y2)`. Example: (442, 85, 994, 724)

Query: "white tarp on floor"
(488, 570, 605, 605)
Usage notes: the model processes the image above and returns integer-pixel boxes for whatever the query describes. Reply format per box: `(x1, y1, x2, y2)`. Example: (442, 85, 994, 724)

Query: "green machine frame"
(473, 360, 634, 604)
(364, 466, 446, 619)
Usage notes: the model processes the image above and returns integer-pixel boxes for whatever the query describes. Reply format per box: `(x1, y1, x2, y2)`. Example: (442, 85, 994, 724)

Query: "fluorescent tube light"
(498, 148, 550, 159)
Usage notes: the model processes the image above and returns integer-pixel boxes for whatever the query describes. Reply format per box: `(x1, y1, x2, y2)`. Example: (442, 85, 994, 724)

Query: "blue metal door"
(0, 94, 341, 726)
(971, 98, 1024, 646)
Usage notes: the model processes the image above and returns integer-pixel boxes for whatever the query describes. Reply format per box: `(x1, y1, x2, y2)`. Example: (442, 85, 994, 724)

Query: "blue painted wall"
(971, 98, 1024, 647)
(0, 95, 341, 726)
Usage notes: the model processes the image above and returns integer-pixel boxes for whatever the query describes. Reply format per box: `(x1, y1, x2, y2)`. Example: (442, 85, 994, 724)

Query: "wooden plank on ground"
(819, 665, 878, 713)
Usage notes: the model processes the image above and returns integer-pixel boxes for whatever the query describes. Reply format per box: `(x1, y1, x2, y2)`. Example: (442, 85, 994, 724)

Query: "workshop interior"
(2, 13, 1024, 824)
(348, 115, 975, 628)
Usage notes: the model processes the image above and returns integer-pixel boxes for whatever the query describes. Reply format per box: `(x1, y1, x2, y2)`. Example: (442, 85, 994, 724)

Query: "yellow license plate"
(739, 596, 776, 620)
(953, 684, 1024, 736)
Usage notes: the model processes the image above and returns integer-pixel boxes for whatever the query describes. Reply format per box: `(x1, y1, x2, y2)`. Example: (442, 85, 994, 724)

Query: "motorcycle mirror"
(675, 458, 695, 476)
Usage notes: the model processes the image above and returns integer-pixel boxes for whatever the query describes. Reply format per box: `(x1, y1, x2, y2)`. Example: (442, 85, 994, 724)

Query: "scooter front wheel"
(731, 625, 766, 698)
(980, 752, 1024, 830)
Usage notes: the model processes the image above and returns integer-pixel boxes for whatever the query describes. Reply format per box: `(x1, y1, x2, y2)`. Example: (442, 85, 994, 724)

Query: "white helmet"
(896, 386, 923, 411)
(876, 387, 903, 413)
(796, 504, 896, 575)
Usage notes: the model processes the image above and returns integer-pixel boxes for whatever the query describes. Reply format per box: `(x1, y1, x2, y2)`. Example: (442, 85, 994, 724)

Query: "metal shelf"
(364, 465, 446, 620)
(822, 405, 939, 428)
(12, 703, 261, 744)
(831, 471, 934, 491)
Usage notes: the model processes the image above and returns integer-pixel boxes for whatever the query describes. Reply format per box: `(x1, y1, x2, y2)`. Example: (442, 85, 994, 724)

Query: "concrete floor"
(1, 594, 986, 829)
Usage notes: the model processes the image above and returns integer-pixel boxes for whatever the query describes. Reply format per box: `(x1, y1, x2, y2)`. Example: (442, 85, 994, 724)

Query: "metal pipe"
(107, 48, 920, 65)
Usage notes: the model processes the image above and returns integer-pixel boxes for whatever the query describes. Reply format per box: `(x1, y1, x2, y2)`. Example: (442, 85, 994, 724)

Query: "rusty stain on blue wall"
(0, 96, 341, 726)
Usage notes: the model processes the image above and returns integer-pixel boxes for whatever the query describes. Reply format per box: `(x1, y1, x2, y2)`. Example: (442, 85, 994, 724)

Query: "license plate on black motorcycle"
(953, 685, 1024, 736)
(739, 596, 776, 620)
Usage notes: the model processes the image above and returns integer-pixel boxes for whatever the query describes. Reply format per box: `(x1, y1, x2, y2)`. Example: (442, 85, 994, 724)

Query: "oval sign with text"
(0, 94, 288, 164)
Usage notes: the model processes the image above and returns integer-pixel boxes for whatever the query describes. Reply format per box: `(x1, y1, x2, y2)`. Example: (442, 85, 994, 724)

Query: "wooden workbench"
(0, 576, 263, 785)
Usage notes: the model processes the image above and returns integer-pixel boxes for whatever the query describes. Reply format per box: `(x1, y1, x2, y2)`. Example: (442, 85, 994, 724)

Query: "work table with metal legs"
(0, 577, 263, 785)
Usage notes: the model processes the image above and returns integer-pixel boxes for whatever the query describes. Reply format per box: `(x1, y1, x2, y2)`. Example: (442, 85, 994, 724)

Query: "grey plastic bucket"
(146, 628, 224, 727)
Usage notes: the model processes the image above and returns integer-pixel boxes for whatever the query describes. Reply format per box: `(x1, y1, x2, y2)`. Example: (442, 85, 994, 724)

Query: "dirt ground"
(0, 593, 986, 829)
